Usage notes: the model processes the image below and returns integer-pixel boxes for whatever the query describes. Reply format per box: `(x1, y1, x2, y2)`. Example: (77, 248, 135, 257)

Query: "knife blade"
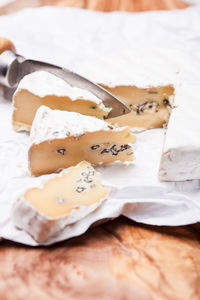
(0, 49, 131, 119)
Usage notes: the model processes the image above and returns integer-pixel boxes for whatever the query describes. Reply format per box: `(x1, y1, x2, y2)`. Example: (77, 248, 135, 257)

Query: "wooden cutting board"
(1, 1, 199, 300)
(0, 218, 200, 300)
(0, 0, 189, 15)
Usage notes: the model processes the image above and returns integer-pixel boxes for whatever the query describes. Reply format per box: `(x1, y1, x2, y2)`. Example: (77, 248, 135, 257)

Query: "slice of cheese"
(12, 71, 111, 131)
(12, 161, 110, 243)
(29, 106, 135, 176)
(101, 85, 174, 129)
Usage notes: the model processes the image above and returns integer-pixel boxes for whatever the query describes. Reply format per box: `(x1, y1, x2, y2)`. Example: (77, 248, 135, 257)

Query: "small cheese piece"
(12, 161, 110, 243)
(12, 71, 111, 131)
(101, 85, 174, 129)
(159, 84, 200, 181)
(29, 106, 135, 176)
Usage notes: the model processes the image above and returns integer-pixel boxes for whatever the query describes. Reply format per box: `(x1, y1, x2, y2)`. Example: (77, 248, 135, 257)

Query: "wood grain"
(82, 0, 189, 12)
(0, 0, 189, 15)
(0, 218, 200, 300)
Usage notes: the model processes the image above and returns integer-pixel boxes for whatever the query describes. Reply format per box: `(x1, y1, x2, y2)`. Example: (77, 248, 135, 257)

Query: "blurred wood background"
(0, 0, 189, 15)
(0, 1, 199, 300)
(1, 218, 200, 300)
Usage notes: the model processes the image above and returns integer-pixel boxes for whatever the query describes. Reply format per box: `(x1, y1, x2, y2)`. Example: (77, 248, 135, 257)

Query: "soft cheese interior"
(12, 71, 111, 131)
(12, 161, 110, 242)
(102, 85, 174, 129)
(29, 106, 136, 176)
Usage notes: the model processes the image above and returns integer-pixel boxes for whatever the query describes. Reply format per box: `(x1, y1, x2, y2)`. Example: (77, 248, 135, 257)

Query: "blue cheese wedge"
(29, 106, 136, 176)
(12, 161, 110, 243)
(102, 85, 174, 129)
(12, 71, 111, 131)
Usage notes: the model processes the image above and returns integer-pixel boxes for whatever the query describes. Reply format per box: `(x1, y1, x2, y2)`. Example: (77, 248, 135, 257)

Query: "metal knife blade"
(0, 51, 130, 118)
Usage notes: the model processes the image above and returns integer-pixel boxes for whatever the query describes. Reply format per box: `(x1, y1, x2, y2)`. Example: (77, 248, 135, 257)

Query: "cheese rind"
(12, 161, 110, 242)
(29, 106, 135, 176)
(159, 84, 200, 181)
(12, 71, 111, 131)
(30, 105, 117, 144)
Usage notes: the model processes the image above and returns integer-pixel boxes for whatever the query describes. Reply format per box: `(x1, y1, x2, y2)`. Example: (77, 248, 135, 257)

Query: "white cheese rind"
(159, 84, 200, 181)
(15, 70, 102, 104)
(12, 195, 105, 243)
(30, 105, 126, 145)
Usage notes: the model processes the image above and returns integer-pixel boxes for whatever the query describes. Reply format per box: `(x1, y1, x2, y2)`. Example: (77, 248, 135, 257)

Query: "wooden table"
(0, 0, 189, 15)
(1, 1, 200, 300)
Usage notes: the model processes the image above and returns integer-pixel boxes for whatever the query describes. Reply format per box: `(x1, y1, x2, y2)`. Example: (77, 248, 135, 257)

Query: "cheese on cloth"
(12, 161, 110, 243)
(12, 71, 111, 131)
(29, 106, 135, 176)
(159, 84, 200, 181)
(71, 49, 181, 130)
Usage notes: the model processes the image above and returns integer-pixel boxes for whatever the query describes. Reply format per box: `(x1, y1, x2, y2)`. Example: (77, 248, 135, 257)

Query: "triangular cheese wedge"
(12, 161, 110, 243)
(29, 106, 135, 176)
(12, 71, 111, 131)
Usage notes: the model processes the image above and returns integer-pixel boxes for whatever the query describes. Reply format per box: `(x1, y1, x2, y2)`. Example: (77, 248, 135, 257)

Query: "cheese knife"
(0, 37, 130, 119)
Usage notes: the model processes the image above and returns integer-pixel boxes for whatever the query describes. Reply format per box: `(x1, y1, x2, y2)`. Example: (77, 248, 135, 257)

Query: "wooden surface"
(0, 1, 199, 300)
(0, 218, 200, 300)
(0, 0, 189, 15)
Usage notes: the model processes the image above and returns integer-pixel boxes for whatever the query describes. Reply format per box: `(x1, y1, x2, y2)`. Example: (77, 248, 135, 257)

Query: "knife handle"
(0, 37, 16, 54)
(0, 38, 18, 87)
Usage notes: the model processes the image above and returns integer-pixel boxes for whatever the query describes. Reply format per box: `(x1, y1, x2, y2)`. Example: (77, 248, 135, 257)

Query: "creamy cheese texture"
(102, 85, 174, 129)
(12, 161, 110, 242)
(12, 71, 111, 131)
(29, 106, 135, 175)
